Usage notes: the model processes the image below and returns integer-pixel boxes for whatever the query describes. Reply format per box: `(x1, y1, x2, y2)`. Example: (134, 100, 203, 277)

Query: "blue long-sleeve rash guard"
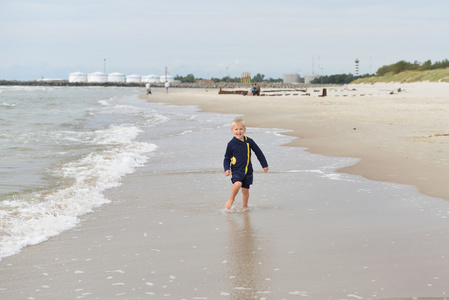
(223, 136, 268, 181)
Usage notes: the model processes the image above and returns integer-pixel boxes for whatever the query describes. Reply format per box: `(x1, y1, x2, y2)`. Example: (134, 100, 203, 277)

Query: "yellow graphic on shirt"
(245, 136, 250, 174)
(231, 157, 236, 165)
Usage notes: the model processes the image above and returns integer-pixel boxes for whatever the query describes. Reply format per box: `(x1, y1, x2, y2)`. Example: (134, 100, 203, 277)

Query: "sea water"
(0, 86, 166, 259)
(0, 86, 259, 261)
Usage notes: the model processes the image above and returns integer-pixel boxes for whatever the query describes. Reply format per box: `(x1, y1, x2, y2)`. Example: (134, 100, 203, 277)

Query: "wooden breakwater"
(218, 88, 313, 96)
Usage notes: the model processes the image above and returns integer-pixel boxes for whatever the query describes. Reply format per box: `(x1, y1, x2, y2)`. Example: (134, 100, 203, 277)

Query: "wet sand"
(149, 83, 449, 202)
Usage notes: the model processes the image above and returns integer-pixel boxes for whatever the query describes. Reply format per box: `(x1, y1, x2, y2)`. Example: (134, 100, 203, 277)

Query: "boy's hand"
(224, 170, 231, 176)
(263, 167, 269, 173)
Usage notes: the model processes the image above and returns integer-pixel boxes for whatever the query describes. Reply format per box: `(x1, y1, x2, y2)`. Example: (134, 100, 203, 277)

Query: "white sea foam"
(97, 98, 169, 128)
(179, 130, 193, 135)
(0, 124, 157, 260)
(0, 101, 16, 107)
(92, 124, 141, 144)
(97, 99, 110, 106)
(144, 113, 169, 127)
(0, 86, 54, 92)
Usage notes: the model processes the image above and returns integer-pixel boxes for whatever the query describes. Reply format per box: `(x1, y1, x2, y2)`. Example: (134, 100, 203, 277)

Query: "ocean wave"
(0, 86, 55, 93)
(0, 126, 157, 260)
(96, 99, 170, 128)
(0, 101, 16, 108)
(92, 124, 142, 145)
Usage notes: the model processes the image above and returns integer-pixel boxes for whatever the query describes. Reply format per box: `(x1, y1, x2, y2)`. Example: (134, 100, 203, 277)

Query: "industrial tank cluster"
(68, 72, 175, 83)
(282, 73, 320, 84)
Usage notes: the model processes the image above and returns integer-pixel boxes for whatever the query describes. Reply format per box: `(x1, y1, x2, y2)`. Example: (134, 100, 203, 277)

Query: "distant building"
(304, 75, 319, 84)
(69, 72, 87, 83)
(283, 73, 300, 84)
(142, 74, 160, 83)
(88, 72, 107, 83)
(159, 75, 174, 83)
(126, 74, 142, 83)
(66, 72, 187, 84)
(108, 72, 126, 83)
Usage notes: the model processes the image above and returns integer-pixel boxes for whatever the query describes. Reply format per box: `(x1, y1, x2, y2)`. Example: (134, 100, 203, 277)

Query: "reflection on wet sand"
(224, 211, 271, 299)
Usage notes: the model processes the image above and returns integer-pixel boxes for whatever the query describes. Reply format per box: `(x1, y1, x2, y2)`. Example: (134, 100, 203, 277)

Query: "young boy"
(223, 118, 269, 210)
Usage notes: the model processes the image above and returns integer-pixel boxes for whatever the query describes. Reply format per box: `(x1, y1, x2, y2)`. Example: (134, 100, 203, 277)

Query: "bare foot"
(242, 206, 250, 211)
(225, 200, 234, 209)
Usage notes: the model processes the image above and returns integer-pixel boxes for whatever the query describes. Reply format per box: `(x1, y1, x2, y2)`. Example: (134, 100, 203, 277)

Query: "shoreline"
(146, 83, 449, 202)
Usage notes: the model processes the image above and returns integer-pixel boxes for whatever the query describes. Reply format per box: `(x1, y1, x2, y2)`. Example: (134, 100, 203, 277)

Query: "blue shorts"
(232, 174, 253, 189)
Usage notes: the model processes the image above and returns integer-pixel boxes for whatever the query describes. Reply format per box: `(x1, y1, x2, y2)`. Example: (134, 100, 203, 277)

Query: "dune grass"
(352, 67, 449, 84)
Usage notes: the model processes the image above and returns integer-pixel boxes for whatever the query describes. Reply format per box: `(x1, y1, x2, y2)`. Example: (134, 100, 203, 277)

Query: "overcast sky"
(1, 0, 448, 80)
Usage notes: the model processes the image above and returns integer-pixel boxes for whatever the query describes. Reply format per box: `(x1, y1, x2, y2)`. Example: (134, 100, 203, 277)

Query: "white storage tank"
(142, 74, 160, 83)
(304, 75, 319, 84)
(149, 74, 160, 83)
(69, 72, 87, 83)
(126, 74, 142, 83)
(88, 72, 108, 83)
(108, 72, 126, 83)
(283, 73, 300, 84)
(159, 75, 174, 83)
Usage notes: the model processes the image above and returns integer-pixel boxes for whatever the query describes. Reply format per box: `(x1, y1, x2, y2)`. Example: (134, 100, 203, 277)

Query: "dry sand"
(150, 83, 449, 202)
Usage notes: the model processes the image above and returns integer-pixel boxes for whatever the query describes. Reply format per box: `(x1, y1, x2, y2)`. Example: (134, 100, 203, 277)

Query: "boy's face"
(232, 123, 246, 141)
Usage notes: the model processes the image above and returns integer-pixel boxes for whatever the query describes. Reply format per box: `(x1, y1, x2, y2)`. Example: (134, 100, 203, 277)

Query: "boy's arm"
(249, 139, 268, 169)
(223, 144, 232, 174)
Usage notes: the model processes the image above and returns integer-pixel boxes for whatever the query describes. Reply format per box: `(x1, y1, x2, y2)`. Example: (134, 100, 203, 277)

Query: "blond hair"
(231, 118, 246, 129)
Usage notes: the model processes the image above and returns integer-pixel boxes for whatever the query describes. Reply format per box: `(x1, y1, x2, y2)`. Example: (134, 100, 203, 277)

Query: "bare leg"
(241, 187, 249, 209)
(226, 181, 242, 209)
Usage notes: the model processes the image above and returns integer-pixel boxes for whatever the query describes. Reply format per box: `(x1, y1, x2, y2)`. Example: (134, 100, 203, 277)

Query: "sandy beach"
(150, 83, 449, 202)
(1, 83, 449, 299)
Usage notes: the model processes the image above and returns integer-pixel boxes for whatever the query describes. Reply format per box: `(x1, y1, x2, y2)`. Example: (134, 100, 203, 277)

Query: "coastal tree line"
(310, 73, 373, 85)
(175, 58, 449, 85)
(376, 59, 449, 76)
